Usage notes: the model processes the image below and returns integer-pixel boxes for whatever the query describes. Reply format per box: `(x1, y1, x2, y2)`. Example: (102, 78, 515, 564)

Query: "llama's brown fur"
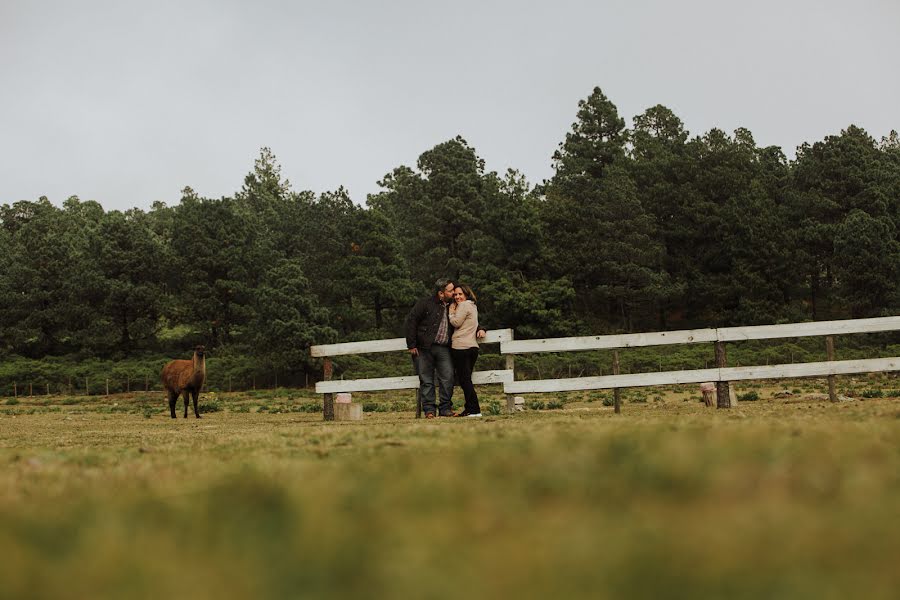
(161, 345, 207, 418)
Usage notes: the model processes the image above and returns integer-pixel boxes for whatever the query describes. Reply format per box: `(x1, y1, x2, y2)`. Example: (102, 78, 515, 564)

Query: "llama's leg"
(168, 390, 177, 419)
(183, 391, 189, 418)
(192, 390, 201, 418)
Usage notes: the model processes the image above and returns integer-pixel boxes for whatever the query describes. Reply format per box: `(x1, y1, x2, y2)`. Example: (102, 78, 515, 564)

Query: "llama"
(161, 345, 207, 418)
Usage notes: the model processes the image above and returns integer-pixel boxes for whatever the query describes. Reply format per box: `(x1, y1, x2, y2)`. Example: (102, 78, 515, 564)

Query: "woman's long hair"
(456, 283, 477, 303)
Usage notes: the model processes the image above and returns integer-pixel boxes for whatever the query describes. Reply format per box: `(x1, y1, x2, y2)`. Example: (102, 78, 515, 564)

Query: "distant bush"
(738, 391, 760, 402)
(5, 398, 19, 406)
(546, 400, 564, 410)
(861, 389, 883, 398)
(527, 400, 545, 410)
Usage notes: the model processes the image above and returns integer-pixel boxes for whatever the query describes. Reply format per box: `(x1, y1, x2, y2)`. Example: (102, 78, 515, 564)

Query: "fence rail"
(310, 316, 900, 418)
(501, 317, 900, 354)
(311, 329, 513, 357)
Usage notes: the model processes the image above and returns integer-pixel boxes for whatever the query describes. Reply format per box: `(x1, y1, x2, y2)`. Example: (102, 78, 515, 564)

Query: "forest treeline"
(2, 87, 899, 375)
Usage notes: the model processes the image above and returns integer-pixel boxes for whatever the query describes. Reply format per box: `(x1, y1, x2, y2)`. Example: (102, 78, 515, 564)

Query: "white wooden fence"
(310, 316, 900, 419)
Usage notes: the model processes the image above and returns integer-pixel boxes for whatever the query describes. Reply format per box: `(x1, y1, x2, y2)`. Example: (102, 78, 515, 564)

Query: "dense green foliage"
(2, 87, 899, 379)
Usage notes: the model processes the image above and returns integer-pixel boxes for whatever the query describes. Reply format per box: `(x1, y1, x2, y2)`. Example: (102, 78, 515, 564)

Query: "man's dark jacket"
(405, 295, 452, 350)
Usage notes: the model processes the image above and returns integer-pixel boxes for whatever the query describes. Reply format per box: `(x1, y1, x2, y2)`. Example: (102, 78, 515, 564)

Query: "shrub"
(198, 398, 221, 413)
(5, 398, 19, 405)
(861, 389, 883, 398)
(485, 401, 502, 416)
(601, 395, 615, 407)
(527, 400, 545, 411)
(738, 391, 760, 402)
(546, 400, 564, 410)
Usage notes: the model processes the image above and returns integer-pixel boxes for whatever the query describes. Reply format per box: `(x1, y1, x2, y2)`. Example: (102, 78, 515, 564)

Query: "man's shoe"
(438, 411, 454, 417)
(425, 412, 436, 419)
(454, 410, 469, 417)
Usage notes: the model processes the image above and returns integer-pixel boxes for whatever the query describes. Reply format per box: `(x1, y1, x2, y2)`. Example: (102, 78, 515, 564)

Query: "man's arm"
(404, 299, 425, 352)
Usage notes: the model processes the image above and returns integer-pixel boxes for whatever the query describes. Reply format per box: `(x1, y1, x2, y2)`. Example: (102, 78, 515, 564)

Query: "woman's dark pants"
(451, 347, 481, 414)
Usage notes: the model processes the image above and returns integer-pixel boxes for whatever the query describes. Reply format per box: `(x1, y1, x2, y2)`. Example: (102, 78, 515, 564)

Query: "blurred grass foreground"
(1, 384, 899, 599)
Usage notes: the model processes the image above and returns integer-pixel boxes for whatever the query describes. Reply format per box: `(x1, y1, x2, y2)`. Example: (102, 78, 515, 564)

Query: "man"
(405, 278, 485, 418)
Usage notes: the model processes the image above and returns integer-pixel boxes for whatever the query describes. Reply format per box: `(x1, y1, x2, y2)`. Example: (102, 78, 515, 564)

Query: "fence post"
(613, 350, 622, 414)
(715, 341, 731, 409)
(826, 336, 838, 402)
(106, 379, 109, 397)
(323, 358, 334, 421)
(505, 331, 516, 414)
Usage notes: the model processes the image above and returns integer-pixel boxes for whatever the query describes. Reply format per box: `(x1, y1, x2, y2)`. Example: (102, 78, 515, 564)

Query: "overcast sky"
(2, 0, 899, 212)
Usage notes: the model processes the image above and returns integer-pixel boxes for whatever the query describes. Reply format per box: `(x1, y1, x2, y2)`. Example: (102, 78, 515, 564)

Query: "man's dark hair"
(433, 278, 456, 294)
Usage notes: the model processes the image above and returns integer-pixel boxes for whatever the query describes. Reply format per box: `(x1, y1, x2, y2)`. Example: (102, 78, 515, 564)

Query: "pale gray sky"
(2, 0, 899, 211)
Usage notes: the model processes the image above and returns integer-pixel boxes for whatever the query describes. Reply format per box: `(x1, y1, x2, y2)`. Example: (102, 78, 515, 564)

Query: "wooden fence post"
(505, 354, 516, 414)
(323, 358, 334, 421)
(715, 341, 731, 409)
(613, 350, 621, 414)
(504, 330, 516, 414)
(826, 335, 838, 402)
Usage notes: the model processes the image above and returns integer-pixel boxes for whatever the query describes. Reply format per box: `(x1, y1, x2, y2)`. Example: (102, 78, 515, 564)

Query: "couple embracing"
(405, 278, 486, 418)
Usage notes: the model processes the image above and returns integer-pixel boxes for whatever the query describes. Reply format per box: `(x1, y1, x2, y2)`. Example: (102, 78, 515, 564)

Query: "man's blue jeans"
(415, 345, 454, 415)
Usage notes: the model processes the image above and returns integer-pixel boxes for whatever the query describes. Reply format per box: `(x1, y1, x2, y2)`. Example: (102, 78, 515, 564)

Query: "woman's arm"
(449, 302, 471, 328)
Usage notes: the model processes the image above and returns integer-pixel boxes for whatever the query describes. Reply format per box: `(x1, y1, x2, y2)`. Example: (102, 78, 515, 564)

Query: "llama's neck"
(192, 354, 206, 379)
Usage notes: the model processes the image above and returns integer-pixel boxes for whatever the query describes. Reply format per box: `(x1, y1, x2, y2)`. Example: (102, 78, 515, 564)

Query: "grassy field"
(1, 376, 899, 599)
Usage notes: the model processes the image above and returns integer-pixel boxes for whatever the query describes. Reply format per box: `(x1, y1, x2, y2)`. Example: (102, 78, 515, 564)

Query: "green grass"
(0, 376, 898, 599)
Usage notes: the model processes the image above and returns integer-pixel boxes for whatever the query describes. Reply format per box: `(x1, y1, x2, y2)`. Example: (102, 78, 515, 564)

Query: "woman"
(448, 283, 482, 417)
